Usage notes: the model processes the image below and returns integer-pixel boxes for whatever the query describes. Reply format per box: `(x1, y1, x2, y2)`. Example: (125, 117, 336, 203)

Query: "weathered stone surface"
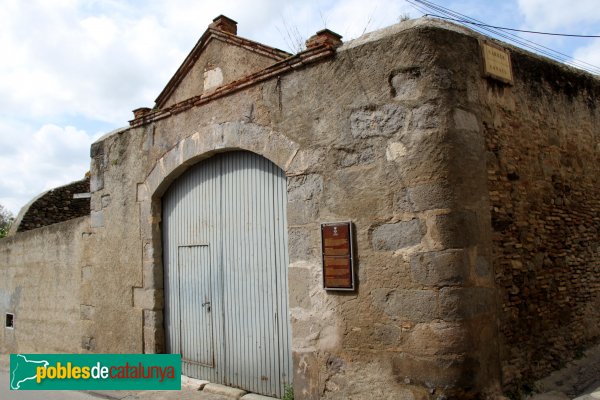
(90, 210, 104, 228)
(410, 249, 469, 286)
(350, 104, 407, 138)
(410, 103, 440, 131)
(386, 142, 408, 161)
(288, 266, 312, 309)
(392, 353, 479, 389)
(429, 211, 478, 249)
(288, 226, 319, 262)
(133, 288, 164, 311)
(390, 68, 422, 101)
(439, 287, 495, 321)
(101, 194, 111, 208)
(5, 15, 599, 400)
(287, 174, 323, 224)
(143, 309, 163, 328)
(14, 178, 90, 233)
(372, 289, 438, 322)
(407, 182, 454, 211)
(484, 39, 600, 389)
(404, 321, 469, 356)
(80, 305, 95, 320)
(372, 220, 426, 251)
(204, 383, 247, 399)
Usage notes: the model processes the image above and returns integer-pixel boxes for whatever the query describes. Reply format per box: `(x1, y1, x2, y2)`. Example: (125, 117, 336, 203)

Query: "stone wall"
(480, 48, 600, 395)
(2, 15, 598, 400)
(110, 19, 500, 399)
(0, 217, 89, 355)
(15, 177, 90, 233)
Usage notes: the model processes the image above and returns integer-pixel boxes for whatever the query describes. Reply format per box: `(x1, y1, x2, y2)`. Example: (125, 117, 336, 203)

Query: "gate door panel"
(178, 245, 213, 366)
(163, 151, 292, 398)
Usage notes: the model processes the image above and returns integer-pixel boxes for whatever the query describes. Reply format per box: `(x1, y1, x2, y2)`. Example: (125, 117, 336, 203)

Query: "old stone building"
(1, 15, 599, 400)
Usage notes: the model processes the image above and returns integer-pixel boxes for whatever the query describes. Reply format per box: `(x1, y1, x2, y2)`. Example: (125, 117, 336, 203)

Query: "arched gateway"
(162, 150, 292, 397)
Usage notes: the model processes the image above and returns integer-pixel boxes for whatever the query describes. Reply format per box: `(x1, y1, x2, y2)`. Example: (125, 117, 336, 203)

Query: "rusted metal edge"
(132, 44, 336, 128)
(155, 28, 291, 108)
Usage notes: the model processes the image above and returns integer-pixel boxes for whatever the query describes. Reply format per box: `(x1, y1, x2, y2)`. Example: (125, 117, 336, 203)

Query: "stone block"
(90, 210, 104, 228)
(350, 104, 407, 138)
(410, 249, 469, 286)
(81, 336, 96, 351)
(430, 210, 478, 249)
(288, 267, 312, 309)
(386, 142, 408, 161)
(241, 394, 280, 400)
(143, 326, 164, 354)
(133, 288, 163, 310)
(204, 383, 247, 399)
(403, 321, 469, 356)
(454, 109, 479, 132)
(410, 103, 440, 130)
(143, 261, 163, 290)
(80, 305, 95, 321)
(288, 226, 319, 262)
(439, 287, 494, 321)
(474, 255, 492, 280)
(391, 353, 479, 388)
(372, 220, 426, 251)
(287, 148, 325, 175)
(287, 174, 322, 225)
(390, 68, 421, 101)
(90, 174, 104, 192)
(406, 181, 454, 211)
(182, 376, 210, 390)
(293, 351, 321, 400)
(81, 266, 92, 281)
(101, 194, 111, 208)
(372, 289, 438, 322)
(143, 309, 163, 328)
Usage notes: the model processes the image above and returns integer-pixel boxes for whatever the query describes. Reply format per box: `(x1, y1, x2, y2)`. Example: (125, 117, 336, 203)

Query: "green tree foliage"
(0, 204, 14, 238)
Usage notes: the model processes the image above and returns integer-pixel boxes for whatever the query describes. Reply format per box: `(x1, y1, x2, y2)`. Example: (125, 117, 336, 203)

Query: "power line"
(423, 14, 600, 38)
(405, 0, 600, 75)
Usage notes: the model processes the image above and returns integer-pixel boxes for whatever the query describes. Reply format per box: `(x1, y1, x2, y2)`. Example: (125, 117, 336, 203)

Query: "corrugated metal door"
(163, 151, 292, 397)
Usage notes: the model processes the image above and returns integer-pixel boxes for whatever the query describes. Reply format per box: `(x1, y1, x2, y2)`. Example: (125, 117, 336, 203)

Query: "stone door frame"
(134, 122, 300, 354)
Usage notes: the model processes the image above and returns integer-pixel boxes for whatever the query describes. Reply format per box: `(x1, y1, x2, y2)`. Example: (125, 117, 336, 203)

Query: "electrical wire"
(425, 14, 600, 38)
(405, 0, 600, 75)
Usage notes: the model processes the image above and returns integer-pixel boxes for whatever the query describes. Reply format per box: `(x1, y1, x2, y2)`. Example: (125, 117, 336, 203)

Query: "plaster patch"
(386, 142, 408, 161)
(203, 67, 223, 91)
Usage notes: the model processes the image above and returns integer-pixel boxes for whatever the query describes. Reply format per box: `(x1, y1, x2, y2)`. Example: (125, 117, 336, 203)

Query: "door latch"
(202, 301, 211, 312)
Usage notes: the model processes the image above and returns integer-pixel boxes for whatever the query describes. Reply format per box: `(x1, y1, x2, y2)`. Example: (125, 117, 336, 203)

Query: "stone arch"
(135, 122, 300, 353)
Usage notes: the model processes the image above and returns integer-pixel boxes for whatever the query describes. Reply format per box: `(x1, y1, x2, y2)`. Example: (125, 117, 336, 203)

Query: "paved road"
(0, 370, 230, 400)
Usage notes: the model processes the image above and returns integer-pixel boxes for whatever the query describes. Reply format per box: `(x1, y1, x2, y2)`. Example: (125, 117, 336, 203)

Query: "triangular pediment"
(155, 17, 290, 109)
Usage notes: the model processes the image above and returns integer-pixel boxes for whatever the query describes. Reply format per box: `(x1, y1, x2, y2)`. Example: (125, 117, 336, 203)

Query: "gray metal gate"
(163, 151, 292, 397)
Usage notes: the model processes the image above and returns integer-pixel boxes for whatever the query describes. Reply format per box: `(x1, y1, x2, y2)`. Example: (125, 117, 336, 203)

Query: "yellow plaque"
(481, 41, 513, 84)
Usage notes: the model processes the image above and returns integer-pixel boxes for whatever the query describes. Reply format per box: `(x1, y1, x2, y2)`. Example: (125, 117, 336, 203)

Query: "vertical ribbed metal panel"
(163, 151, 291, 398)
(163, 156, 222, 383)
(178, 245, 213, 366)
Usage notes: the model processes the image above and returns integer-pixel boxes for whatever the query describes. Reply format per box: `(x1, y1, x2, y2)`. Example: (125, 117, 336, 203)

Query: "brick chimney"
(132, 107, 151, 119)
(305, 29, 343, 49)
(210, 15, 238, 35)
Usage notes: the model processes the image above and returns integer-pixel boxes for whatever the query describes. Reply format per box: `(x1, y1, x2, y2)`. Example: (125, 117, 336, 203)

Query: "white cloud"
(0, 122, 99, 214)
(573, 38, 600, 70)
(517, 0, 600, 31)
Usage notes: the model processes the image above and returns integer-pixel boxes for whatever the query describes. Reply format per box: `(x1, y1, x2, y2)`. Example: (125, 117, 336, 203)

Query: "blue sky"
(0, 0, 599, 214)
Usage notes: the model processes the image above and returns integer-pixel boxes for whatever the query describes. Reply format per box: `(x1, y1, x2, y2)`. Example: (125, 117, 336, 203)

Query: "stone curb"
(203, 383, 247, 399)
(240, 394, 279, 400)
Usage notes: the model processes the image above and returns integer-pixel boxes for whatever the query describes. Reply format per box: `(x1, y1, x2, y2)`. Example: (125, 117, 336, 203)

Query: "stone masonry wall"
(124, 21, 501, 399)
(0, 217, 89, 357)
(16, 177, 90, 232)
(480, 50, 600, 395)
